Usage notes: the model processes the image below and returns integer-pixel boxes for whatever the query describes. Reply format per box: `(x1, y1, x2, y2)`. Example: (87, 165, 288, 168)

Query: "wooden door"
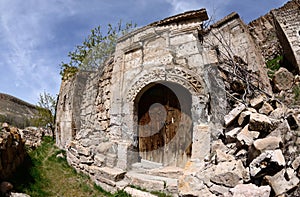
(137, 83, 192, 167)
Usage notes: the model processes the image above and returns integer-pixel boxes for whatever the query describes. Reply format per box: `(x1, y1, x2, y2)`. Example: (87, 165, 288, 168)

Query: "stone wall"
(247, 0, 300, 75)
(66, 58, 115, 174)
(55, 71, 90, 149)
(272, 0, 300, 73)
(207, 12, 272, 94)
(248, 13, 282, 61)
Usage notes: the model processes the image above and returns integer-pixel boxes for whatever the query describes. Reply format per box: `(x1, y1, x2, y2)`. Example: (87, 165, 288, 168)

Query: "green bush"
(266, 55, 283, 78)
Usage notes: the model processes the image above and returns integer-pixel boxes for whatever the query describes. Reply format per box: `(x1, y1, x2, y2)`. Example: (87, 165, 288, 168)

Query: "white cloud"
(166, 0, 200, 14)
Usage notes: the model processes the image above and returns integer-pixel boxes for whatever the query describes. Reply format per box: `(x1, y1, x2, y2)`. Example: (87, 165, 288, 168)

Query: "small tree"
(60, 20, 136, 79)
(34, 91, 57, 139)
(37, 91, 56, 116)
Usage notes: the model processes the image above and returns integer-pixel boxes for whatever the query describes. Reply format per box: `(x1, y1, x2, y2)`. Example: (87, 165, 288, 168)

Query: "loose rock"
(265, 168, 299, 195)
(253, 136, 282, 151)
(259, 102, 274, 115)
(224, 103, 246, 127)
(273, 67, 294, 91)
(223, 183, 271, 197)
(248, 113, 273, 132)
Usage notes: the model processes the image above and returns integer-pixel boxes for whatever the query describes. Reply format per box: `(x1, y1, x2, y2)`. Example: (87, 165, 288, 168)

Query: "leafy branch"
(60, 20, 136, 80)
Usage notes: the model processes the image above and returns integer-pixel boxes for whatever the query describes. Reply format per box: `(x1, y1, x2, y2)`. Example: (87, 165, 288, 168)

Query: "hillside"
(0, 93, 39, 128)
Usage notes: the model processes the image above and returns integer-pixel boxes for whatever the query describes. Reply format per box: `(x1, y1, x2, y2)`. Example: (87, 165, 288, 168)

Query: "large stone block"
(209, 160, 250, 187)
(126, 172, 167, 192)
(97, 167, 126, 182)
(259, 102, 274, 115)
(191, 124, 210, 161)
(224, 103, 246, 127)
(253, 136, 282, 151)
(237, 125, 258, 146)
(224, 183, 271, 197)
(273, 67, 294, 91)
(249, 94, 265, 109)
(179, 161, 213, 196)
(248, 113, 273, 132)
(249, 149, 285, 177)
(265, 168, 299, 195)
(116, 142, 130, 170)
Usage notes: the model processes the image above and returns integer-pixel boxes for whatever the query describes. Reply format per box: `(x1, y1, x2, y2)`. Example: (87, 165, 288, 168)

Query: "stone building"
(272, 0, 300, 73)
(249, 0, 300, 73)
(55, 2, 299, 196)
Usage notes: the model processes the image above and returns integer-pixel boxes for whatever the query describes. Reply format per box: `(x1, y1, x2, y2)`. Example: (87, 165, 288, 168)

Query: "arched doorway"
(134, 82, 192, 167)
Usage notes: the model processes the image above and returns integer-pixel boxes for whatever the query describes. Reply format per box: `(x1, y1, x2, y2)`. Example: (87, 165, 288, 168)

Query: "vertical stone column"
(191, 124, 210, 161)
(116, 141, 139, 170)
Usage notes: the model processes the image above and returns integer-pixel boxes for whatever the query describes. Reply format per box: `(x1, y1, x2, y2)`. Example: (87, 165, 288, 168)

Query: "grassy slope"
(9, 137, 130, 197)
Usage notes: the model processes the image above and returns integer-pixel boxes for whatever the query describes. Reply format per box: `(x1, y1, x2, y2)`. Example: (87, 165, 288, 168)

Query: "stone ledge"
(126, 171, 178, 194)
(96, 167, 126, 182)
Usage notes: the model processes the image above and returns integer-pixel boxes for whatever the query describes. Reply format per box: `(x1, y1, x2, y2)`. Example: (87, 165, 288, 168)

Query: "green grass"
(9, 136, 130, 197)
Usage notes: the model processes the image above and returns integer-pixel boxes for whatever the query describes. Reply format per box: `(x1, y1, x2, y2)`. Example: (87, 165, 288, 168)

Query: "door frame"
(135, 82, 193, 166)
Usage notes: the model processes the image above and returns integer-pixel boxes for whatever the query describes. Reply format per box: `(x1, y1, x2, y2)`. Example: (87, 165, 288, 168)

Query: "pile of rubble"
(224, 95, 300, 196)
(19, 126, 52, 149)
(180, 95, 300, 196)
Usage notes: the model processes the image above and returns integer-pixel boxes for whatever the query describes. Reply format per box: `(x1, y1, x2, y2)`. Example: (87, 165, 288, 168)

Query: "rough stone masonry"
(55, 1, 300, 196)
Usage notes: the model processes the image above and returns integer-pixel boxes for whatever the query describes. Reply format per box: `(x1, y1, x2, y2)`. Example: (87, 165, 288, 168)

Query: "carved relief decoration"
(126, 67, 203, 102)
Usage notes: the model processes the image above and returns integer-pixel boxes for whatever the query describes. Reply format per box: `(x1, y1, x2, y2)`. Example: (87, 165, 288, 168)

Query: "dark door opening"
(136, 82, 192, 167)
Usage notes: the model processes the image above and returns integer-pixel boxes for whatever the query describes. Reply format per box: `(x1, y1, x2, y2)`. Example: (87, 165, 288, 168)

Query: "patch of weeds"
(129, 185, 147, 192)
(266, 55, 283, 78)
(93, 184, 131, 197)
(150, 191, 172, 197)
(293, 84, 300, 101)
(113, 190, 132, 197)
(93, 183, 113, 196)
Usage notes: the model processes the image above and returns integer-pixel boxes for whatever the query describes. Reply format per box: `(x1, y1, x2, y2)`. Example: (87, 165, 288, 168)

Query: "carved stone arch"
(126, 66, 204, 102)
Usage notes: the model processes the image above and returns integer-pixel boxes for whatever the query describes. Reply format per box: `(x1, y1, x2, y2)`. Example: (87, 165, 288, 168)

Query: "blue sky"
(0, 0, 289, 104)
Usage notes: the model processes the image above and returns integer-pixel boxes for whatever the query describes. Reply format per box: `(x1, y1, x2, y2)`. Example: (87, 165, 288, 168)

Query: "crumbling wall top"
(152, 8, 208, 26)
(118, 9, 208, 43)
(210, 12, 240, 28)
